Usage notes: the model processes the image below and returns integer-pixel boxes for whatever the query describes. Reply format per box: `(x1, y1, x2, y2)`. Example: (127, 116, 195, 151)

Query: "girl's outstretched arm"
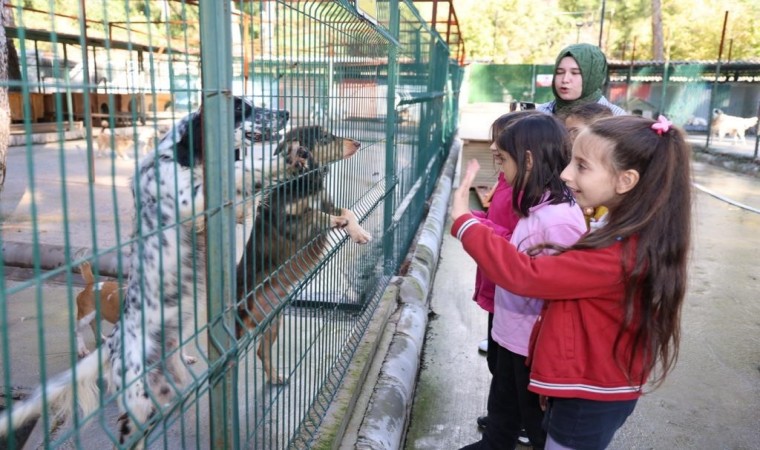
(451, 212, 624, 301)
(451, 159, 480, 221)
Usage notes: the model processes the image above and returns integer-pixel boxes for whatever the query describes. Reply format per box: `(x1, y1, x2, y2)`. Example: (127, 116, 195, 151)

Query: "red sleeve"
(476, 216, 514, 240)
(451, 214, 623, 300)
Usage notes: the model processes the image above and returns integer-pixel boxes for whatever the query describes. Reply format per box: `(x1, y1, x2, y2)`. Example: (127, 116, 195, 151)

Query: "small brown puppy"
(75, 262, 122, 358)
(96, 127, 135, 159)
(75, 262, 198, 363)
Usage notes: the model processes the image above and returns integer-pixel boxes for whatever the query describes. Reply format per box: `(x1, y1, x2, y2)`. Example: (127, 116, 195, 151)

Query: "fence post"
(198, 2, 238, 448)
(383, 0, 400, 276)
(754, 101, 759, 159)
(706, 11, 729, 149)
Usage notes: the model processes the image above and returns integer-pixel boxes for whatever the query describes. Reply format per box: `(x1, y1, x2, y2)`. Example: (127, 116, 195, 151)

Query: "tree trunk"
(651, 0, 664, 61)
(0, 6, 11, 193)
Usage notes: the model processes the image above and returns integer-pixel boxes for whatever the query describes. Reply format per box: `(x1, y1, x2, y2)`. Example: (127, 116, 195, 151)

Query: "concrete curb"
(8, 128, 87, 147)
(354, 137, 461, 449)
(2, 241, 128, 278)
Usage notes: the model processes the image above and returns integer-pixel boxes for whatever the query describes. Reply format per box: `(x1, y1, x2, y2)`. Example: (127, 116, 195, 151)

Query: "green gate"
(0, 1, 462, 448)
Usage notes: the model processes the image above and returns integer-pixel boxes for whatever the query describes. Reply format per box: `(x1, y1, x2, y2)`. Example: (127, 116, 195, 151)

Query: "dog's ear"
(175, 113, 204, 168)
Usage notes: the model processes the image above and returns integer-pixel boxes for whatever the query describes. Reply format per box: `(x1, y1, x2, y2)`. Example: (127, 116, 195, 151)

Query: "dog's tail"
(80, 261, 95, 285)
(0, 349, 104, 437)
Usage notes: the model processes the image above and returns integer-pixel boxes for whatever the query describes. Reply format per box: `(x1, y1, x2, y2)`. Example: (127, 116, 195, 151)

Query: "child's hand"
(451, 159, 480, 221)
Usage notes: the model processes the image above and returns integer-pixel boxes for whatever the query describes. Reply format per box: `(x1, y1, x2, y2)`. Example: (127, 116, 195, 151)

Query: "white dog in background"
(711, 108, 758, 144)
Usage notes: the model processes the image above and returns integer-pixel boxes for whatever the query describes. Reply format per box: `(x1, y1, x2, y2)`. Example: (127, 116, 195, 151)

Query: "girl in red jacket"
(450, 115, 691, 450)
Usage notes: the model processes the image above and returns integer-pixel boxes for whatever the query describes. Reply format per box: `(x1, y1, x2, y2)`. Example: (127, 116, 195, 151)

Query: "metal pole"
(77, 0, 94, 182)
(384, 0, 400, 276)
(198, 1, 237, 448)
(754, 101, 759, 159)
(625, 37, 636, 106)
(598, 0, 606, 48)
(706, 11, 728, 149)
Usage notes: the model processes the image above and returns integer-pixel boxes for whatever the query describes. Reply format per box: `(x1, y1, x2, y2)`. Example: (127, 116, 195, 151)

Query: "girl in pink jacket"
(460, 113, 586, 450)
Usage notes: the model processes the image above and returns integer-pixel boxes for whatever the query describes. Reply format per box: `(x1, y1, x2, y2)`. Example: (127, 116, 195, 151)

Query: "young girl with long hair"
(460, 114, 587, 450)
(468, 111, 537, 442)
(451, 115, 691, 449)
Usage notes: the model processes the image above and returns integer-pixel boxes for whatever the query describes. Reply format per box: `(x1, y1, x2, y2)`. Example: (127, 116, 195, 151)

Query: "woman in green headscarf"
(537, 43, 626, 117)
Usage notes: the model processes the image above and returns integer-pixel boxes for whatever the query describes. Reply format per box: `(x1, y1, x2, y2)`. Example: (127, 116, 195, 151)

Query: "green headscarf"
(551, 43, 609, 116)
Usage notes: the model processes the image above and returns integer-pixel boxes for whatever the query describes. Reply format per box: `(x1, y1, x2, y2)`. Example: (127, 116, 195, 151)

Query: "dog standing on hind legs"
(235, 125, 372, 385)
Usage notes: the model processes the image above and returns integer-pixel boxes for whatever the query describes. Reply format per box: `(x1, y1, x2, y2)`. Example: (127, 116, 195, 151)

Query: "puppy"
(235, 125, 371, 384)
(74, 262, 198, 364)
(75, 262, 122, 358)
(711, 108, 758, 144)
(96, 125, 134, 159)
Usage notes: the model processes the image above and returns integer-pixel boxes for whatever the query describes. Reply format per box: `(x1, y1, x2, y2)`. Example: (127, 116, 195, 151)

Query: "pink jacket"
(471, 173, 520, 313)
(491, 198, 586, 356)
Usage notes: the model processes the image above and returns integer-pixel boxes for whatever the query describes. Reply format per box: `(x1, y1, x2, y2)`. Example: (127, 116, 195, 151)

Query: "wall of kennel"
(0, 1, 464, 449)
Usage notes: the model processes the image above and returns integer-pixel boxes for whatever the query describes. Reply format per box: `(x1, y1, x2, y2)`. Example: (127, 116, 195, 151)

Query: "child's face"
(489, 141, 519, 186)
(561, 130, 620, 210)
(554, 56, 583, 102)
(564, 115, 587, 142)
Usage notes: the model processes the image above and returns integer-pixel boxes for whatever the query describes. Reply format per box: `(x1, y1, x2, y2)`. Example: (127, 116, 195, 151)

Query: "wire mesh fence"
(0, 1, 463, 448)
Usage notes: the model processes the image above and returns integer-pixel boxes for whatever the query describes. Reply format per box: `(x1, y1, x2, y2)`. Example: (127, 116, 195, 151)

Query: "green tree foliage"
(15, 0, 199, 49)
(456, 0, 760, 63)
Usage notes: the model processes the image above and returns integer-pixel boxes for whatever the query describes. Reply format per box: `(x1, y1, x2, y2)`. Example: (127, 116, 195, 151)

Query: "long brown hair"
(495, 114, 574, 217)
(488, 110, 542, 173)
(570, 115, 692, 388)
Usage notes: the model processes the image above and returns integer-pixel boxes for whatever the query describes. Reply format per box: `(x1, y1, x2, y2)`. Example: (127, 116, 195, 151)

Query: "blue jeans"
(543, 397, 637, 450)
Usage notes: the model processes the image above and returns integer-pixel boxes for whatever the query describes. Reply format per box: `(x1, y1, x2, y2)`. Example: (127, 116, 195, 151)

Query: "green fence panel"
(466, 63, 554, 104)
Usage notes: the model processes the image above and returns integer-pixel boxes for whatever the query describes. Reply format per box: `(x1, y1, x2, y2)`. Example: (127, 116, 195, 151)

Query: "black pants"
(486, 312, 496, 375)
(482, 344, 546, 450)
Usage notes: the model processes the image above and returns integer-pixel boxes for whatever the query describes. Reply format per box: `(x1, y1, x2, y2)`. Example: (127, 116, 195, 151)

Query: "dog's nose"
(351, 140, 361, 149)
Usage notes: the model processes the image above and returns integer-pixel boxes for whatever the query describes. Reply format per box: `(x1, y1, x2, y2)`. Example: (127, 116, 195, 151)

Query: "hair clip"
(651, 115, 672, 135)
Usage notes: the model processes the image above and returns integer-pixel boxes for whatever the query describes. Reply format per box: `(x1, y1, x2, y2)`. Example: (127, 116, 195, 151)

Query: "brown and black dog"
(235, 125, 371, 384)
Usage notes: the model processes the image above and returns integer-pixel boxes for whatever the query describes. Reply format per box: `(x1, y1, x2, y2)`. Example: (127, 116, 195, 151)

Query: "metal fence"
(0, 1, 463, 448)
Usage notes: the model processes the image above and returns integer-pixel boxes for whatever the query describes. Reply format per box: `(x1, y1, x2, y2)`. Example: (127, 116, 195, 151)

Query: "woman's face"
(554, 56, 583, 101)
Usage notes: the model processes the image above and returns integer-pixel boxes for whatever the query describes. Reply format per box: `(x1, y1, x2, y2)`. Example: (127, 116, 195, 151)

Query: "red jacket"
(452, 214, 646, 401)
(470, 173, 519, 313)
